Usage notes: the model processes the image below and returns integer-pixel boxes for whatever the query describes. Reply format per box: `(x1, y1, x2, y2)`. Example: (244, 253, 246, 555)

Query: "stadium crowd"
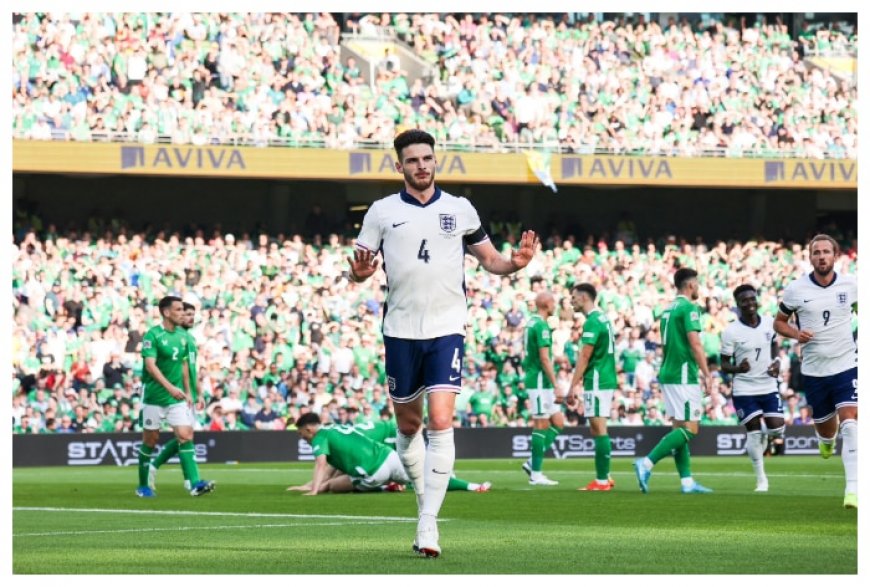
(11, 12, 857, 157)
(11, 216, 858, 434)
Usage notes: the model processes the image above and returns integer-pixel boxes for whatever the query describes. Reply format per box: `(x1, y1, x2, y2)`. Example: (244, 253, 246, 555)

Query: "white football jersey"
(780, 272, 858, 377)
(355, 187, 488, 339)
(720, 315, 778, 396)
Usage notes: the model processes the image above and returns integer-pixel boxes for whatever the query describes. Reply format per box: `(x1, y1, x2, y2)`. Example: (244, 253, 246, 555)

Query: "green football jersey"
(658, 296, 703, 384)
(185, 329, 199, 401)
(580, 309, 618, 390)
(141, 325, 189, 406)
(523, 314, 553, 389)
(355, 420, 398, 447)
(310, 424, 391, 477)
(468, 390, 497, 417)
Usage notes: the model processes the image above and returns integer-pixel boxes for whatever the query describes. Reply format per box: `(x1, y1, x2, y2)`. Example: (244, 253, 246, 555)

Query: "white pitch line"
(203, 468, 835, 480)
(443, 471, 837, 479)
(13, 506, 416, 521)
(13, 520, 409, 538)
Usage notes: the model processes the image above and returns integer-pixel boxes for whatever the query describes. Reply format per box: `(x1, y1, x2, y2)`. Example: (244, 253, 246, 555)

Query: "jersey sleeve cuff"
(778, 302, 794, 316)
(463, 226, 489, 246)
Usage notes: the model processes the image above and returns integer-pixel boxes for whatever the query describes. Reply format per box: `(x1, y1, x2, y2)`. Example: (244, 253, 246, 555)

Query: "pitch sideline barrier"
(12, 426, 834, 467)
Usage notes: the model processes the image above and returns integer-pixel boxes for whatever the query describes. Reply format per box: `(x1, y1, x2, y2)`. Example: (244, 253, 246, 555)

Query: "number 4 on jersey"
(418, 239, 431, 263)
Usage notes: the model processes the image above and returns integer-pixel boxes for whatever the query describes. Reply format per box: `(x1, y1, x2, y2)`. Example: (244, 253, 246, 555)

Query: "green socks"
(152, 438, 179, 470)
(594, 435, 611, 481)
(673, 441, 693, 479)
(531, 425, 563, 473)
(178, 441, 200, 485)
(138, 444, 154, 487)
(447, 477, 469, 491)
(648, 428, 694, 465)
(531, 431, 546, 472)
(544, 425, 562, 449)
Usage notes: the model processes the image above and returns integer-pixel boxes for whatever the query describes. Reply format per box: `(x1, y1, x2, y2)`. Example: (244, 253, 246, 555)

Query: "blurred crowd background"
(12, 215, 857, 434)
(11, 12, 858, 434)
(12, 12, 857, 156)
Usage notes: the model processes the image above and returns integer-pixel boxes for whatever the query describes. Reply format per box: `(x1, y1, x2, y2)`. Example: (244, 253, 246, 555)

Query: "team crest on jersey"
(439, 214, 457, 233)
(143, 340, 152, 349)
(838, 293, 848, 305)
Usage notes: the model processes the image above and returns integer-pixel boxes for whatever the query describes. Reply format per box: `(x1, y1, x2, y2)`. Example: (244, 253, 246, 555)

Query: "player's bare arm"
(773, 311, 813, 343)
(719, 354, 750, 375)
(766, 341, 781, 377)
(568, 344, 594, 404)
(288, 463, 340, 492)
(304, 455, 330, 496)
(469, 230, 539, 275)
(539, 346, 562, 402)
(686, 331, 712, 391)
(182, 361, 192, 405)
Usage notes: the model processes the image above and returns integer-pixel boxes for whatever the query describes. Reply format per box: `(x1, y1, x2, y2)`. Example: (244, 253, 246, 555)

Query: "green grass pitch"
(13, 456, 856, 574)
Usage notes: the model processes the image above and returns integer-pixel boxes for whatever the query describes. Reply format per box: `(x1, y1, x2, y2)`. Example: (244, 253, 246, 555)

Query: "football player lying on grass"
(289, 413, 490, 495)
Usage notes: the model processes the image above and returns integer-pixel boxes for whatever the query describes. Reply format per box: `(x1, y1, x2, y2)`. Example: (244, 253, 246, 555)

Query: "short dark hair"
(295, 412, 322, 428)
(809, 233, 839, 255)
(182, 302, 195, 312)
(732, 284, 756, 300)
(158, 296, 182, 317)
(394, 129, 435, 161)
(673, 268, 698, 290)
(572, 282, 597, 301)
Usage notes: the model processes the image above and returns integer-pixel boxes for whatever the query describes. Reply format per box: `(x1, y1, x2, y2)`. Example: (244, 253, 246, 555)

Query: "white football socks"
(396, 428, 426, 511)
(746, 430, 766, 483)
(840, 419, 857, 494)
(420, 428, 454, 521)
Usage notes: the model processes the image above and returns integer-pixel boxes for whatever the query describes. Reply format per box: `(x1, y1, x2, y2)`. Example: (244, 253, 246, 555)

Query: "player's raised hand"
(347, 248, 379, 282)
(737, 358, 751, 373)
(797, 330, 814, 344)
(510, 230, 539, 270)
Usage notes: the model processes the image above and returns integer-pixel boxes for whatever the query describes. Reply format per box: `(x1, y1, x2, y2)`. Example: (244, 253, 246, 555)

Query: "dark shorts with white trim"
(803, 367, 858, 423)
(384, 334, 464, 403)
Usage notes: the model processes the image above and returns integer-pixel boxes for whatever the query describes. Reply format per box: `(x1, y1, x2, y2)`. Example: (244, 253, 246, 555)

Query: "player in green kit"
(520, 291, 565, 486)
(569, 283, 617, 491)
(136, 296, 214, 498)
(355, 419, 399, 448)
(148, 302, 206, 492)
(634, 269, 713, 494)
(293, 413, 411, 495)
(289, 418, 491, 493)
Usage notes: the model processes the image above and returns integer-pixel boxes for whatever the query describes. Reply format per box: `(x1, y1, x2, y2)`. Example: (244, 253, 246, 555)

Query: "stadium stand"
(11, 219, 857, 433)
(12, 13, 857, 157)
(10, 12, 858, 434)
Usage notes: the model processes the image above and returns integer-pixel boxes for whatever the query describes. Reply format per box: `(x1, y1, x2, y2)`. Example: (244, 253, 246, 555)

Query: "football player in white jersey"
(774, 234, 858, 509)
(348, 129, 538, 556)
(720, 284, 785, 492)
